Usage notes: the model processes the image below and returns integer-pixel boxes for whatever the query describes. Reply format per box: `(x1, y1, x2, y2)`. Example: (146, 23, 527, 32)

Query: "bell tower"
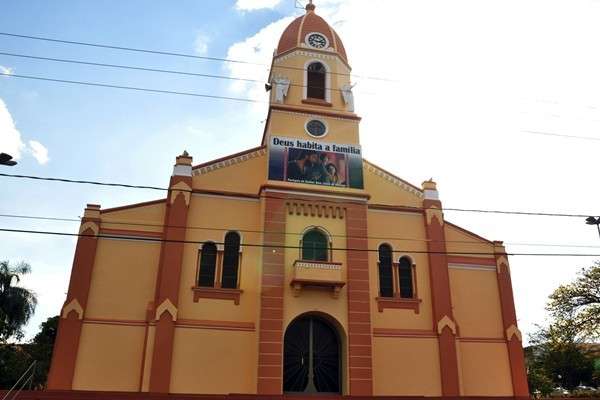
(263, 1, 360, 148)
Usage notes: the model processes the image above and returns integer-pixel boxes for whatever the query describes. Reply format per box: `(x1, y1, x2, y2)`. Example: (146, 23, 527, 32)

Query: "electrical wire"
(1, 212, 599, 249)
(0, 51, 376, 95)
(0, 31, 401, 82)
(1, 172, 597, 219)
(1, 227, 599, 257)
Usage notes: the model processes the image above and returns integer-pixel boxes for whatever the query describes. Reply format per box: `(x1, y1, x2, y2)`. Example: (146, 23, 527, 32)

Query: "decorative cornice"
(286, 201, 345, 219)
(270, 107, 360, 122)
(363, 160, 424, 199)
(192, 148, 267, 177)
(437, 315, 457, 335)
(61, 299, 84, 320)
(274, 48, 350, 71)
(155, 298, 177, 321)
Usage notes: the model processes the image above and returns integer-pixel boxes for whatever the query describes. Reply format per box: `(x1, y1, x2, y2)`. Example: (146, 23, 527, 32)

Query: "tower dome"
(276, 1, 348, 64)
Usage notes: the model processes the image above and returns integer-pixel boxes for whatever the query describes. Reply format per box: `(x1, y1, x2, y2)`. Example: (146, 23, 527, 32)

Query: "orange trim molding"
(375, 297, 421, 313)
(192, 287, 243, 305)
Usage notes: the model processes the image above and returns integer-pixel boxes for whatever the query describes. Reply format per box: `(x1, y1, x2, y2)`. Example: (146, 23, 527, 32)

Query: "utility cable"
(1, 212, 599, 249)
(1, 227, 600, 257)
(1, 172, 597, 219)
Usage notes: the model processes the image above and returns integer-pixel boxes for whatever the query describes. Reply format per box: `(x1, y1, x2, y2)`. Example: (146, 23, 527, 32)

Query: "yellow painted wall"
(177, 195, 262, 322)
(169, 328, 257, 394)
(101, 202, 166, 233)
(458, 342, 513, 396)
(73, 323, 145, 391)
(372, 337, 441, 396)
(267, 109, 360, 145)
(271, 52, 351, 113)
(449, 268, 504, 338)
(86, 239, 160, 320)
(363, 163, 423, 207)
(192, 149, 267, 195)
(367, 209, 433, 331)
(445, 223, 495, 256)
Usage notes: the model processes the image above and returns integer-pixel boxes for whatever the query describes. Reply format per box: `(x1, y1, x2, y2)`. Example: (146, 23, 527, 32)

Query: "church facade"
(47, 3, 529, 398)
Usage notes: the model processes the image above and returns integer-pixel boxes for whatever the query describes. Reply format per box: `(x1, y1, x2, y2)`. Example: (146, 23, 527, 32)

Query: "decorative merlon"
(437, 315, 457, 335)
(155, 298, 178, 321)
(173, 151, 193, 177)
(169, 181, 192, 206)
(61, 299, 84, 320)
(506, 324, 522, 342)
(422, 179, 439, 200)
(83, 204, 101, 219)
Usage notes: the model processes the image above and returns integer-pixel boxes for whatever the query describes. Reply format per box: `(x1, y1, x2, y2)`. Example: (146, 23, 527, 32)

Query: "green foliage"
(0, 316, 58, 390)
(547, 262, 600, 341)
(0, 260, 38, 342)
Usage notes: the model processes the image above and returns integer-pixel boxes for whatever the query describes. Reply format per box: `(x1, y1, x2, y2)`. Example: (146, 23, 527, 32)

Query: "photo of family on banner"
(268, 136, 364, 189)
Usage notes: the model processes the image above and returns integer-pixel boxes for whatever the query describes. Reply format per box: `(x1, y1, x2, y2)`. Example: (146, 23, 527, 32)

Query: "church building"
(47, 3, 529, 398)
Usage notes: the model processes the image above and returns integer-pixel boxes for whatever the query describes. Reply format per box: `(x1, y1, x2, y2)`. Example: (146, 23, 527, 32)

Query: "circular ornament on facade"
(305, 119, 328, 138)
(305, 32, 328, 49)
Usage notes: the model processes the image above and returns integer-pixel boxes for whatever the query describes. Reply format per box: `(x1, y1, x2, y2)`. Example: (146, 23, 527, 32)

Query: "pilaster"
(421, 180, 460, 396)
(148, 152, 192, 393)
(494, 241, 529, 398)
(345, 203, 373, 395)
(47, 204, 101, 390)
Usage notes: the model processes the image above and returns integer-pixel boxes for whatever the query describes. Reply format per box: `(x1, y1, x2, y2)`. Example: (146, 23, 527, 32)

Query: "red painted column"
(345, 202, 373, 395)
(148, 152, 193, 393)
(256, 193, 286, 394)
(494, 241, 530, 399)
(422, 180, 460, 397)
(47, 204, 101, 390)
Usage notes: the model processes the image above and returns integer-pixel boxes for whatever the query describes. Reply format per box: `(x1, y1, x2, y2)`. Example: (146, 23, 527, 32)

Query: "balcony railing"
(290, 260, 345, 298)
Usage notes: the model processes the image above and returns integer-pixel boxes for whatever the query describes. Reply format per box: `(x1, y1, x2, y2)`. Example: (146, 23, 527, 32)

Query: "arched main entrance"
(283, 314, 340, 393)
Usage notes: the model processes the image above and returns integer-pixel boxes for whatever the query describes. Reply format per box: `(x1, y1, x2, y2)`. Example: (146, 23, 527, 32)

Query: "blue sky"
(2, 0, 600, 342)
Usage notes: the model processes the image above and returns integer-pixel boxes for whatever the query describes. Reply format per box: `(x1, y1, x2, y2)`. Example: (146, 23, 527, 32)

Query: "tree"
(547, 261, 600, 341)
(0, 316, 59, 390)
(0, 260, 38, 342)
(527, 320, 595, 391)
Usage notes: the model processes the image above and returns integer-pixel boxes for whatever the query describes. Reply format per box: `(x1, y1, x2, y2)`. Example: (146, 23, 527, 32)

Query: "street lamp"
(0, 152, 17, 166)
(585, 216, 600, 239)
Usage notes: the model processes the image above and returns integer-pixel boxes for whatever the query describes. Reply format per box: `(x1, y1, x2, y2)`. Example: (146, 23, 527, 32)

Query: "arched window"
(307, 62, 326, 100)
(302, 228, 329, 261)
(221, 231, 241, 289)
(378, 244, 394, 298)
(198, 242, 217, 287)
(398, 256, 414, 298)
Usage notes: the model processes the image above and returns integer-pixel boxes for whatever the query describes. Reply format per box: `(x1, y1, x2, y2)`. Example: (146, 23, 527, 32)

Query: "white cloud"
(225, 0, 600, 343)
(194, 33, 210, 55)
(235, 0, 282, 11)
(0, 98, 49, 165)
(28, 140, 49, 164)
(0, 65, 13, 75)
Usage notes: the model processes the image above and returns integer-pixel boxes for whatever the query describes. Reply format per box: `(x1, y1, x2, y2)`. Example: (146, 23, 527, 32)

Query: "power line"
(1, 227, 599, 257)
(1, 172, 598, 219)
(0, 72, 265, 104)
(0, 51, 376, 95)
(522, 130, 600, 142)
(0, 31, 400, 82)
(2, 212, 599, 249)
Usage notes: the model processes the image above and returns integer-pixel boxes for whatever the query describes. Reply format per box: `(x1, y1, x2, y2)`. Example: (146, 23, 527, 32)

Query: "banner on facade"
(268, 136, 364, 189)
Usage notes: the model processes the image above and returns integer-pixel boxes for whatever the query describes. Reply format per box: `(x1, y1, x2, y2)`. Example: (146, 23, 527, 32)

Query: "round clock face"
(306, 119, 327, 137)
(306, 33, 328, 49)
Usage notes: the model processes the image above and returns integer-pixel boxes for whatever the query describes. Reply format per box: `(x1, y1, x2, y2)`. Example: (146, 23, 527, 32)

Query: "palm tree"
(0, 261, 37, 342)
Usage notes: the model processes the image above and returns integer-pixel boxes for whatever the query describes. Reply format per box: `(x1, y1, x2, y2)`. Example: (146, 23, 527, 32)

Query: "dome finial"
(306, 0, 315, 12)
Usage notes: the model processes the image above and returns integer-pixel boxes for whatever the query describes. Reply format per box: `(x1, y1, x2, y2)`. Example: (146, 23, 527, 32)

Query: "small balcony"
(290, 260, 345, 298)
